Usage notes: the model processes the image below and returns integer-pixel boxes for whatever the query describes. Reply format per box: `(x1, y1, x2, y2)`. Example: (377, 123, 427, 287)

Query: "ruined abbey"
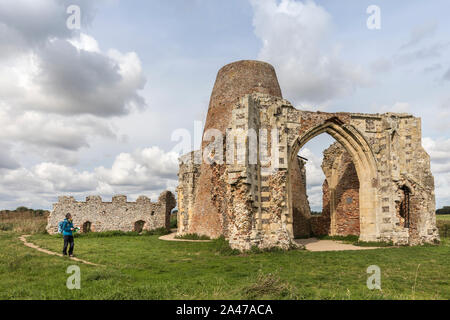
(46, 191, 176, 234)
(177, 60, 440, 251)
(47, 60, 439, 252)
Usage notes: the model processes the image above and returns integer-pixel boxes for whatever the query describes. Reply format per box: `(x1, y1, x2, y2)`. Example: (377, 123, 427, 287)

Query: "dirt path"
(294, 238, 383, 252)
(159, 232, 384, 252)
(19, 235, 102, 266)
(159, 232, 212, 242)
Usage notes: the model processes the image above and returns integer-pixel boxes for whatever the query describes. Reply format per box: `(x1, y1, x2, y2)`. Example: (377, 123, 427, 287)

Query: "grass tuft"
(354, 240, 394, 247)
(316, 234, 360, 243)
(175, 233, 211, 240)
(242, 270, 298, 299)
(211, 236, 240, 256)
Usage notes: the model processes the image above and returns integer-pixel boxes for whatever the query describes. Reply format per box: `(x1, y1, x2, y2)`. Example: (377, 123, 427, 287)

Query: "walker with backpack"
(58, 220, 80, 234)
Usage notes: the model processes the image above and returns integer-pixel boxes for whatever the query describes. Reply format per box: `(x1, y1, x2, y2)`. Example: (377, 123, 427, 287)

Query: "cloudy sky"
(0, 0, 449, 211)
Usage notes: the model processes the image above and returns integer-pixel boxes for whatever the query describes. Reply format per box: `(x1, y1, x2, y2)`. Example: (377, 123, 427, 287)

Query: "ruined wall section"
(333, 148, 360, 235)
(268, 106, 438, 246)
(46, 191, 176, 234)
(386, 115, 438, 244)
(189, 60, 283, 240)
(311, 179, 331, 236)
(224, 94, 298, 250)
(349, 113, 439, 244)
(225, 95, 261, 249)
(177, 152, 201, 235)
(176, 60, 438, 250)
(312, 142, 360, 236)
(290, 157, 312, 237)
(249, 94, 297, 249)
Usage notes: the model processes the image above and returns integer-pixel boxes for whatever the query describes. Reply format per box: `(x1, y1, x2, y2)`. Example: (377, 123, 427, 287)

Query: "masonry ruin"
(46, 191, 176, 234)
(177, 60, 440, 251)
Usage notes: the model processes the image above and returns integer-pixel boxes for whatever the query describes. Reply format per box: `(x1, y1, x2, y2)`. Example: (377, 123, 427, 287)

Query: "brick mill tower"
(190, 60, 283, 238)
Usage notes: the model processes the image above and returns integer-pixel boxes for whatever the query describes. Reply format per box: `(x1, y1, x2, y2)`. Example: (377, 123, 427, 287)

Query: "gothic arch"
(288, 118, 380, 242)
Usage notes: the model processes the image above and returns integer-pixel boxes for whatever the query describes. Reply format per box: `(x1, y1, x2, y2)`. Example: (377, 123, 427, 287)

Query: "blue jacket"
(62, 219, 74, 236)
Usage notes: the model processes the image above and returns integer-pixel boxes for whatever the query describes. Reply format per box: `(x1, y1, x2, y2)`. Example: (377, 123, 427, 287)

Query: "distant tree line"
(436, 206, 450, 215)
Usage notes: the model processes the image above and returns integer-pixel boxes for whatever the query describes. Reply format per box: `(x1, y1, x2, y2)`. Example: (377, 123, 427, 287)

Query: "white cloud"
(443, 67, 450, 81)
(377, 102, 411, 114)
(370, 58, 393, 74)
(250, 0, 369, 105)
(0, 146, 179, 209)
(0, 143, 20, 169)
(68, 33, 101, 53)
(96, 147, 179, 188)
(423, 137, 450, 168)
(400, 21, 438, 49)
(423, 137, 450, 207)
(299, 147, 325, 210)
(0, 110, 116, 151)
(394, 42, 450, 65)
(0, 0, 155, 209)
(0, 0, 147, 172)
(19, 38, 147, 117)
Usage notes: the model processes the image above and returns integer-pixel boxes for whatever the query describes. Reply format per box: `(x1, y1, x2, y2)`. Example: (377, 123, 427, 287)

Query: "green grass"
(70, 228, 170, 239)
(315, 234, 393, 247)
(0, 230, 449, 300)
(0, 209, 48, 235)
(437, 216, 450, 238)
(437, 214, 450, 221)
(316, 235, 360, 243)
(170, 214, 177, 229)
(175, 233, 211, 240)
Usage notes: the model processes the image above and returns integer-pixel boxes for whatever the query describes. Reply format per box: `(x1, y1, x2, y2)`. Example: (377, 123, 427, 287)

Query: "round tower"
(189, 60, 282, 238)
(204, 60, 282, 135)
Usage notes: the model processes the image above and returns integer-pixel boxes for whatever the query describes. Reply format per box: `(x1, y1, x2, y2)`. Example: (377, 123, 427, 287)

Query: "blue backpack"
(58, 221, 65, 234)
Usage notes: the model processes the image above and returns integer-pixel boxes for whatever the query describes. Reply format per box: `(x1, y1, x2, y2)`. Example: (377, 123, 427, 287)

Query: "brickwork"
(189, 60, 283, 240)
(290, 157, 312, 238)
(311, 143, 360, 236)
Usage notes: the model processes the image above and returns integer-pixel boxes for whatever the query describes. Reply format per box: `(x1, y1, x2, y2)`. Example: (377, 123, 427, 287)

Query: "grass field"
(0, 209, 48, 234)
(0, 227, 449, 300)
(437, 215, 450, 238)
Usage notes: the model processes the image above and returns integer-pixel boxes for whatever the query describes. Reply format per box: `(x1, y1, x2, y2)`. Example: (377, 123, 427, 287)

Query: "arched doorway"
(288, 118, 379, 242)
(83, 221, 92, 233)
(396, 185, 411, 228)
(134, 220, 146, 233)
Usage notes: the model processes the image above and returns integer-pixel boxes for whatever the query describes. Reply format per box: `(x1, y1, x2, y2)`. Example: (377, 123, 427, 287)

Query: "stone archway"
(82, 221, 92, 233)
(288, 118, 379, 242)
(134, 220, 146, 233)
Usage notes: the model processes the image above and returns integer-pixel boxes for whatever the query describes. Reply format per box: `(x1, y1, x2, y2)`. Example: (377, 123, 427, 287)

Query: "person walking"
(62, 213, 75, 257)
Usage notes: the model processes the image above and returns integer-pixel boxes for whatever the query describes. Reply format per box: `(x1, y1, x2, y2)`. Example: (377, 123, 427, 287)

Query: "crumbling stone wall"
(177, 60, 440, 250)
(46, 191, 176, 234)
(177, 152, 201, 235)
(311, 143, 360, 236)
(290, 157, 312, 238)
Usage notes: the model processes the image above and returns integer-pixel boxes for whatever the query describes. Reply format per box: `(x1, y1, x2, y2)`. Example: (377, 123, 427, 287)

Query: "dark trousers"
(63, 235, 74, 255)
